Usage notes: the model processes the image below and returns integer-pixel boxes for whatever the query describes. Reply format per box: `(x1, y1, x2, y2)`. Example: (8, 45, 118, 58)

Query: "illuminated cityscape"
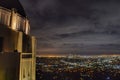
(9, 0, 120, 80)
(1, 0, 120, 80)
(36, 55, 120, 80)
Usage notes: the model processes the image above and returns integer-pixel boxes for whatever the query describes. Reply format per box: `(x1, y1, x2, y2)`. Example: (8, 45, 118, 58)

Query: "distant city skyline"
(20, 0, 120, 56)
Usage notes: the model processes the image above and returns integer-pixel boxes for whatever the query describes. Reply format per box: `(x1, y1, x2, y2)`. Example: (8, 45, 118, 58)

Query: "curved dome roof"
(0, 0, 26, 17)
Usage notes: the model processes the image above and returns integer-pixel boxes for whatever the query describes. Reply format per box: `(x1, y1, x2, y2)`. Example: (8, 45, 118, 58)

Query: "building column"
(25, 18, 30, 35)
(10, 8, 17, 30)
(17, 32, 23, 53)
(31, 37, 36, 80)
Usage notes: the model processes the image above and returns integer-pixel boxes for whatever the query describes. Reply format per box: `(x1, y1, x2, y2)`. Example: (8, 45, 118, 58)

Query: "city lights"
(36, 55, 120, 80)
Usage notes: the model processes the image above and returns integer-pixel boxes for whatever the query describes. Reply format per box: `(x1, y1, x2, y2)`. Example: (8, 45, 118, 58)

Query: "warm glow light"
(0, 7, 30, 34)
(37, 53, 66, 57)
(37, 53, 120, 58)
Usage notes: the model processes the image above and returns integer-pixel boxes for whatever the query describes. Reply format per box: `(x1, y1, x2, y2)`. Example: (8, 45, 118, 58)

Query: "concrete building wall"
(0, 26, 36, 80)
(0, 25, 19, 52)
(0, 53, 20, 80)
(0, 6, 36, 80)
(20, 56, 32, 80)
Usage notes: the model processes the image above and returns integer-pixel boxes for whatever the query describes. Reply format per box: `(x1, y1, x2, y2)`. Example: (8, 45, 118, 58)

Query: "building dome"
(0, 0, 26, 17)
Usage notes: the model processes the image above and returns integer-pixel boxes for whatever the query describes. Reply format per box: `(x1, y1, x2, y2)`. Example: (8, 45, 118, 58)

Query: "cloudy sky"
(20, 0, 120, 56)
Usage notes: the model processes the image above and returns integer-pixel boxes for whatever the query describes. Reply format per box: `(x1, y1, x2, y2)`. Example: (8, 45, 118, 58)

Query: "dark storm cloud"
(20, 0, 120, 55)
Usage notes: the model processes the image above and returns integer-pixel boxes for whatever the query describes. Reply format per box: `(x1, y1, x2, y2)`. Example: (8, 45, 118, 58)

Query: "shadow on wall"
(0, 53, 20, 80)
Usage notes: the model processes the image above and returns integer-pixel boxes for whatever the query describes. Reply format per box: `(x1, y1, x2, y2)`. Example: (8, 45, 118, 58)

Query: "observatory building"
(0, 0, 36, 80)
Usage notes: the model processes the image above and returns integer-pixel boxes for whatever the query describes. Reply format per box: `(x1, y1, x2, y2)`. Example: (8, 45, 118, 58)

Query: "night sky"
(20, 0, 120, 56)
